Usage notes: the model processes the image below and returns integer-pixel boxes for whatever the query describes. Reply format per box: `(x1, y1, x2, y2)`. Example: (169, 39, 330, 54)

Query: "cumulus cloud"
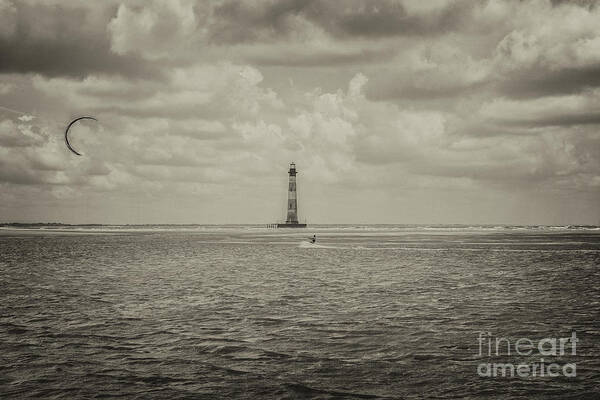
(108, 0, 198, 59)
(18, 114, 34, 122)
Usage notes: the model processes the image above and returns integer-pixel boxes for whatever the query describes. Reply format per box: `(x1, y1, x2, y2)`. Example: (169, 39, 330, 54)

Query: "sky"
(0, 0, 599, 225)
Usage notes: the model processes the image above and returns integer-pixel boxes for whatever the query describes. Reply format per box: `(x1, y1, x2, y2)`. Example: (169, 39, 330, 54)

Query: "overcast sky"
(0, 0, 599, 224)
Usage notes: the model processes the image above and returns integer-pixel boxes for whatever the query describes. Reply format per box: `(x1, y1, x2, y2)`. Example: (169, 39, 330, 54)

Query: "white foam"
(298, 241, 338, 249)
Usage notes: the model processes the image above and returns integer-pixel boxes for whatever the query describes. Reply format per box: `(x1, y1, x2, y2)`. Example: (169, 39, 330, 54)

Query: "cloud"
(480, 89, 600, 127)
(18, 114, 34, 122)
(31, 63, 283, 120)
(489, 1, 600, 98)
(209, 0, 472, 43)
(0, 82, 14, 95)
(308, 0, 470, 38)
(0, 0, 16, 38)
(0, 1, 159, 78)
(496, 65, 600, 99)
(1, 0, 599, 223)
(0, 119, 46, 148)
(108, 0, 198, 59)
(246, 42, 398, 67)
(208, 0, 310, 44)
(7, 61, 288, 202)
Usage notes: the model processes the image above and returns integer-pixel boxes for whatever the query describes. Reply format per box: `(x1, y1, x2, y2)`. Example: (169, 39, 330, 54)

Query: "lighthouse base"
(276, 223, 307, 228)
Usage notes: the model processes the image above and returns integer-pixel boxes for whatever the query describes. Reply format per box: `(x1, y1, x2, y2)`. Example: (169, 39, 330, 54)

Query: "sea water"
(1, 225, 599, 398)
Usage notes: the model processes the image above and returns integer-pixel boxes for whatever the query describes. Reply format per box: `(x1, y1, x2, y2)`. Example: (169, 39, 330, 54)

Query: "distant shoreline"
(1, 223, 599, 228)
(1, 223, 599, 234)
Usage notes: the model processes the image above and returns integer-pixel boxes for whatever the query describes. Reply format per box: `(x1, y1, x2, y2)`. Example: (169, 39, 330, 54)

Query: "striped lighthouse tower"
(277, 162, 307, 228)
(286, 162, 299, 224)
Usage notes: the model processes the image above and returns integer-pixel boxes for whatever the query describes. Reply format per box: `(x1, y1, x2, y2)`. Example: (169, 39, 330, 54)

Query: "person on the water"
(311, 234, 316, 244)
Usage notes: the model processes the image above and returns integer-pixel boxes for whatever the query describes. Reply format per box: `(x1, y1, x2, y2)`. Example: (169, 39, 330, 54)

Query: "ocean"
(1, 225, 599, 399)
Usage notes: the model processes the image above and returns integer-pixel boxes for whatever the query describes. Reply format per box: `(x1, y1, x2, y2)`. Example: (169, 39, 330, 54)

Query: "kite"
(65, 116, 97, 156)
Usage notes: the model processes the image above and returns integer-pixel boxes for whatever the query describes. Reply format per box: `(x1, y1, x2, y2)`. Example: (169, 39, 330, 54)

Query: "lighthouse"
(277, 162, 307, 228)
